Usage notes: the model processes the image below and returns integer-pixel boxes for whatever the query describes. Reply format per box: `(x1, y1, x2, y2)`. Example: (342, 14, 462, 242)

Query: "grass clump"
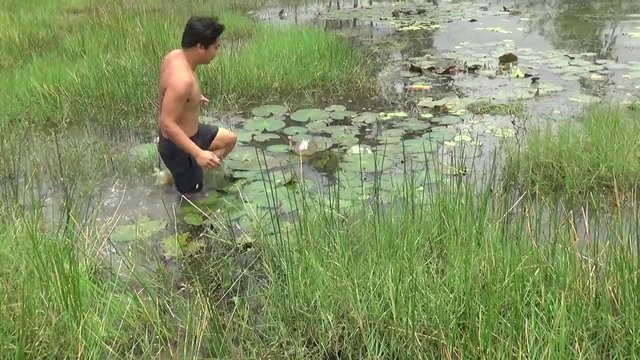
(207, 26, 373, 109)
(467, 100, 525, 116)
(0, 0, 375, 130)
(244, 170, 640, 359)
(503, 104, 640, 201)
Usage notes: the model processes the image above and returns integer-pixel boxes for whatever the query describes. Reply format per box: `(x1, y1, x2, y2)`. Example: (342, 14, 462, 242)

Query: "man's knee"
(210, 128, 237, 152)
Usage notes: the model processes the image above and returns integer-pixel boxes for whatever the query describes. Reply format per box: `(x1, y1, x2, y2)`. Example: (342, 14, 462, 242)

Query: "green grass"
(467, 100, 525, 116)
(503, 104, 640, 202)
(0, 0, 375, 130)
(2, 127, 640, 358)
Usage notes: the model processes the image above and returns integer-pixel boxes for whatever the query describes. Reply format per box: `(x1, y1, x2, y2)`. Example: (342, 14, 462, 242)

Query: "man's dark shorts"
(158, 123, 219, 194)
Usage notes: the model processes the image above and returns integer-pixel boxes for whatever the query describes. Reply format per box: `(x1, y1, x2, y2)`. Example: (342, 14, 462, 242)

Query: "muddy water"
(76, 0, 640, 286)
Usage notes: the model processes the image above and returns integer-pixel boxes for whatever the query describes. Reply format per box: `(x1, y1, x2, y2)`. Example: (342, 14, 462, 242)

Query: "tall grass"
(245, 157, 640, 359)
(0, 0, 374, 130)
(2, 128, 640, 358)
(502, 104, 640, 203)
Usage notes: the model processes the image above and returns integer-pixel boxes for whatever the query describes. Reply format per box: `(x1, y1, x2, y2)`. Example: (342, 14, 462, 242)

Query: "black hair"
(181, 15, 225, 49)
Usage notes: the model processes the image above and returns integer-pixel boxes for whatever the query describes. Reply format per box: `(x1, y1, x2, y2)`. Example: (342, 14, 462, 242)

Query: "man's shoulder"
(165, 71, 195, 94)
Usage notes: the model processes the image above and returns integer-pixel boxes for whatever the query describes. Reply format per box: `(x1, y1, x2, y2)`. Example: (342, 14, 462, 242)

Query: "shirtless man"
(157, 15, 237, 195)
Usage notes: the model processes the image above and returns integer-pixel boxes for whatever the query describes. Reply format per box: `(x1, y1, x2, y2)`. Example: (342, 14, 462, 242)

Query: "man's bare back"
(156, 15, 237, 195)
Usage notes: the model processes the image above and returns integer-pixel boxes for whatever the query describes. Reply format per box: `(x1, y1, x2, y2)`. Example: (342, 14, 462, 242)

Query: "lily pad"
(379, 111, 409, 120)
(226, 147, 278, 171)
(425, 128, 457, 142)
(237, 130, 259, 143)
(431, 115, 462, 126)
(284, 126, 308, 136)
(240, 181, 294, 208)
(245, 117, 286, 132)
(352, 112, 379, 124)
(290, 108, 331, 123)
(266, 144, 291, 153)
(184, 213, 204, 226)
(251, 104, 288, 117)
(112, 217, 167, 242)
(325, 104, 347, 112)
(161, 233, 203, 258)
(340, 153, 395, 172)
(253, 133, 280, 142)
(330, 110, 357, 120)
(399, 119, 431, 131)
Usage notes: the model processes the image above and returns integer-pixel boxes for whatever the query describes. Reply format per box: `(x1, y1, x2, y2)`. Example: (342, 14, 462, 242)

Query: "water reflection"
(513, 0, 640, 60)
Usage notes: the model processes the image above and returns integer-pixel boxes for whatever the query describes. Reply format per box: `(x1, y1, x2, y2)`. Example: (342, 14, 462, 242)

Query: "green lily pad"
(284, 126, 308, 136)
(425, 128, 457, 142)
(253, 133, 280, 142)
(251, 104, 288, 117)
(379, 111, 409, 120)
(399, 119, 431, 131)
(184, 213, 204, 226)
(403, 139, 440, 154)
(431, 116, 462, 126)
(313, 136, 334, 150)
(330, 110, 357, 120)
(352, 112, 379, 124)
(331, 132, 359, 147)
(245, 117, 286, 132)
(290, 108, 331, 123)
(266, 144, 291, 153)
(161, 233, 203, 258)
(243, 168, 296, 186)
(226, 147, 279, 171)
(237, 130, 259, 143)
(241, 180, 294, 208)
(306, 120, 331, 133)
(340, 153, 395, 172)
(112, 217, 167, 242)
(325, 104, 347, 112)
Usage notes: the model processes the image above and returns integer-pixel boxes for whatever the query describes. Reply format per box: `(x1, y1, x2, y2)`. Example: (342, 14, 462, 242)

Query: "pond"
(83, 0, 640, 286)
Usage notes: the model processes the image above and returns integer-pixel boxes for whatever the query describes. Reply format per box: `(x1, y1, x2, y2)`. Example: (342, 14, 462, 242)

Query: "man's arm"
(159, 77, 203, 158)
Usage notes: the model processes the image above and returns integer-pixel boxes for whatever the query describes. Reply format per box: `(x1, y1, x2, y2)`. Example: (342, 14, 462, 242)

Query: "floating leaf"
(161, 233, 203, 258)
(253, 133, 280, 142)
(399, 120, 431, 131)
(112, 218, 167, 242)
(237, 130, 259, 143)
(245, 117, 286, 132)
(325, 104, 347, 112)
(330, 110, 357, 120)
(266, 144, 291, 153)
(251, 105, 288, 117)
(352, 112, 379, 124)
(431, 116, 462, 126)
(379, 111, 409, 120)
(340, 153, 395, 172)
(290, 108, 331, 122)
(306, 120, 331, 133)
(184, 213, 204, 226)
(426, 128, 457, 142)
(284, 126, 308, 136)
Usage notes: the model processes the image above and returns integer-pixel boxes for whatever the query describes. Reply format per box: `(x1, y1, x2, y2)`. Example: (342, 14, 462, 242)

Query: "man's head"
(181, 16, 225, 64)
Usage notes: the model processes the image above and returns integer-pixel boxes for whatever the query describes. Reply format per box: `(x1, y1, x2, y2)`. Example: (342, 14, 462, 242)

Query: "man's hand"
(195, 150, 220, 170)
(200, 94, 209, 107)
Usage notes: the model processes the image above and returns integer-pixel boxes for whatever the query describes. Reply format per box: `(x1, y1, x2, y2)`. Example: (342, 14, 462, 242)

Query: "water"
(44, 0, 640, 284)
